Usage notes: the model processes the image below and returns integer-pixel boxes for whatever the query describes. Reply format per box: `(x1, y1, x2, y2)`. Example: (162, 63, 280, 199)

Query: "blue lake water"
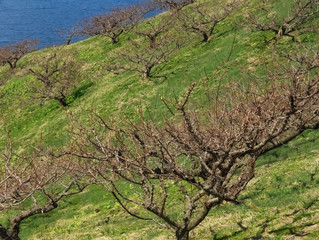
(0, 0, 144, 48)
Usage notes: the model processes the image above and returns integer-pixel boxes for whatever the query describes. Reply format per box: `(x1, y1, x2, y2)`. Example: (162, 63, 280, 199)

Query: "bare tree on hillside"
(244, 0, 319, 41)
(56, 26, 81, 46)
(0, 136, 89, 240)
(28, 53, 81, 107)
(106, 37, 179, 79)
(152, 0, 196, 12)
(133, 14, 175, 48)
(0, 40, 38, 70)
(79, 4, 148, 44)
(178, 0, 241, 42)
(69, 46, 319, 239)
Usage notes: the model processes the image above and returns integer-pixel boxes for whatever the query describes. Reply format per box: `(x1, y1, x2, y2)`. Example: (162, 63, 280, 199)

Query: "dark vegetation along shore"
(1, 0, 319, 239)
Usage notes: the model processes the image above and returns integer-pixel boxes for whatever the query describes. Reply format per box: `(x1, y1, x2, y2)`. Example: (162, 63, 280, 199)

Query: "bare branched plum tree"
(0, 40, 38, 70)
(55, 26, 81, 46)
(79, 4, 147, 44)
(244, 0, 319, 41)
(106, 36, 179, 79)
(28, 52, 81, 107)
(152, 0, 195, 12)
(0, 135, 89, 240)
(69, 46, 319, 240)
(178, 0, 241, 42)
(133, 13, 175, 48)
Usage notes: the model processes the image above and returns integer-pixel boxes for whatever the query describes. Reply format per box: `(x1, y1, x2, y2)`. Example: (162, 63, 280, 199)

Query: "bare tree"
(106, 37, 179, 79)
(70, 46, 319, 239)
(178, 0, 241, 42)
(79, 4, 147, 44)
(28, 52, 81, 107)
(152, 0, 196, 11)
(244, 0, 319, 41)
(0, 40, 38, 70)
(55, 26, 81, 46)
(133, 14, 175, 48)
(0, 135, 89, 240)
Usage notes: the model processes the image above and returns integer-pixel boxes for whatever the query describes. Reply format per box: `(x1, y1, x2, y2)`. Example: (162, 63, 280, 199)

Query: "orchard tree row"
(0, 0, 318, 105)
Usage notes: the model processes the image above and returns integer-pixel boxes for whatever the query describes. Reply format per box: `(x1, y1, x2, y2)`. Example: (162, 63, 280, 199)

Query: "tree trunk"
(65, 38, 72, 45)
(275, 27, 283, 40)
(0, 225, 15, 240)
(176, 229, 190, 240)
(150, 36, 157, 49)
(201, 32, 209, 42)
(111, 37, 118, 44)
(57, 97, 68, 107)
(142, 67, 152, 80)
(7, 61, 15, 70)
(6, 230, 20, 240)
(3, 200, 58, 240)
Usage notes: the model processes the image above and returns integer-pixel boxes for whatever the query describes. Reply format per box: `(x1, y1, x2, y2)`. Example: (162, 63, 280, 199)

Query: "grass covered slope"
(1, 0, 319, 239)
(0, 2, 248, 147)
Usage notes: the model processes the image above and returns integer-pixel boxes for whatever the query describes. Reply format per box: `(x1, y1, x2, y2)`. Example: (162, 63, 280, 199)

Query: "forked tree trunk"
(110, 30, 123, 44)
(176, 229, 190, 240)
(142, 66, 152, 80)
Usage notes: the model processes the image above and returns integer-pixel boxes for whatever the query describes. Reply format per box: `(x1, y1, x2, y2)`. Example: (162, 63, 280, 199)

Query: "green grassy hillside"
(1, 0, 319, 239)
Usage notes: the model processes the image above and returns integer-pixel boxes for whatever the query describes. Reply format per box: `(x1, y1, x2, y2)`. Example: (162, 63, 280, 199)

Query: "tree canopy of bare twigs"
(178, 0, 241, 42)
(244, 0, 319, 41)
(152, 0, 196, 11)
(69, 44, 319, 240)
(55, 26, 81, 46)
(28, 52, 81, 107)
(0, 135, 89, 240)
(0, 40, 38, 70)
(133, 14, 175, 48)
(106, 36, 179, 79)
(79, 4, 148, 44)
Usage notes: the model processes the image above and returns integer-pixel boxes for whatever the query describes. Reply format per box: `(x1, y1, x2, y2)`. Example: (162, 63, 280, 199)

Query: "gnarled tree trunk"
(0, 225, 13, 240)
(0, 202, 57, 240)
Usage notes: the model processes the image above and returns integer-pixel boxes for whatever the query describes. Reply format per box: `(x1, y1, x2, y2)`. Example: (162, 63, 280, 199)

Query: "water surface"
(0, 0, 143, 48)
